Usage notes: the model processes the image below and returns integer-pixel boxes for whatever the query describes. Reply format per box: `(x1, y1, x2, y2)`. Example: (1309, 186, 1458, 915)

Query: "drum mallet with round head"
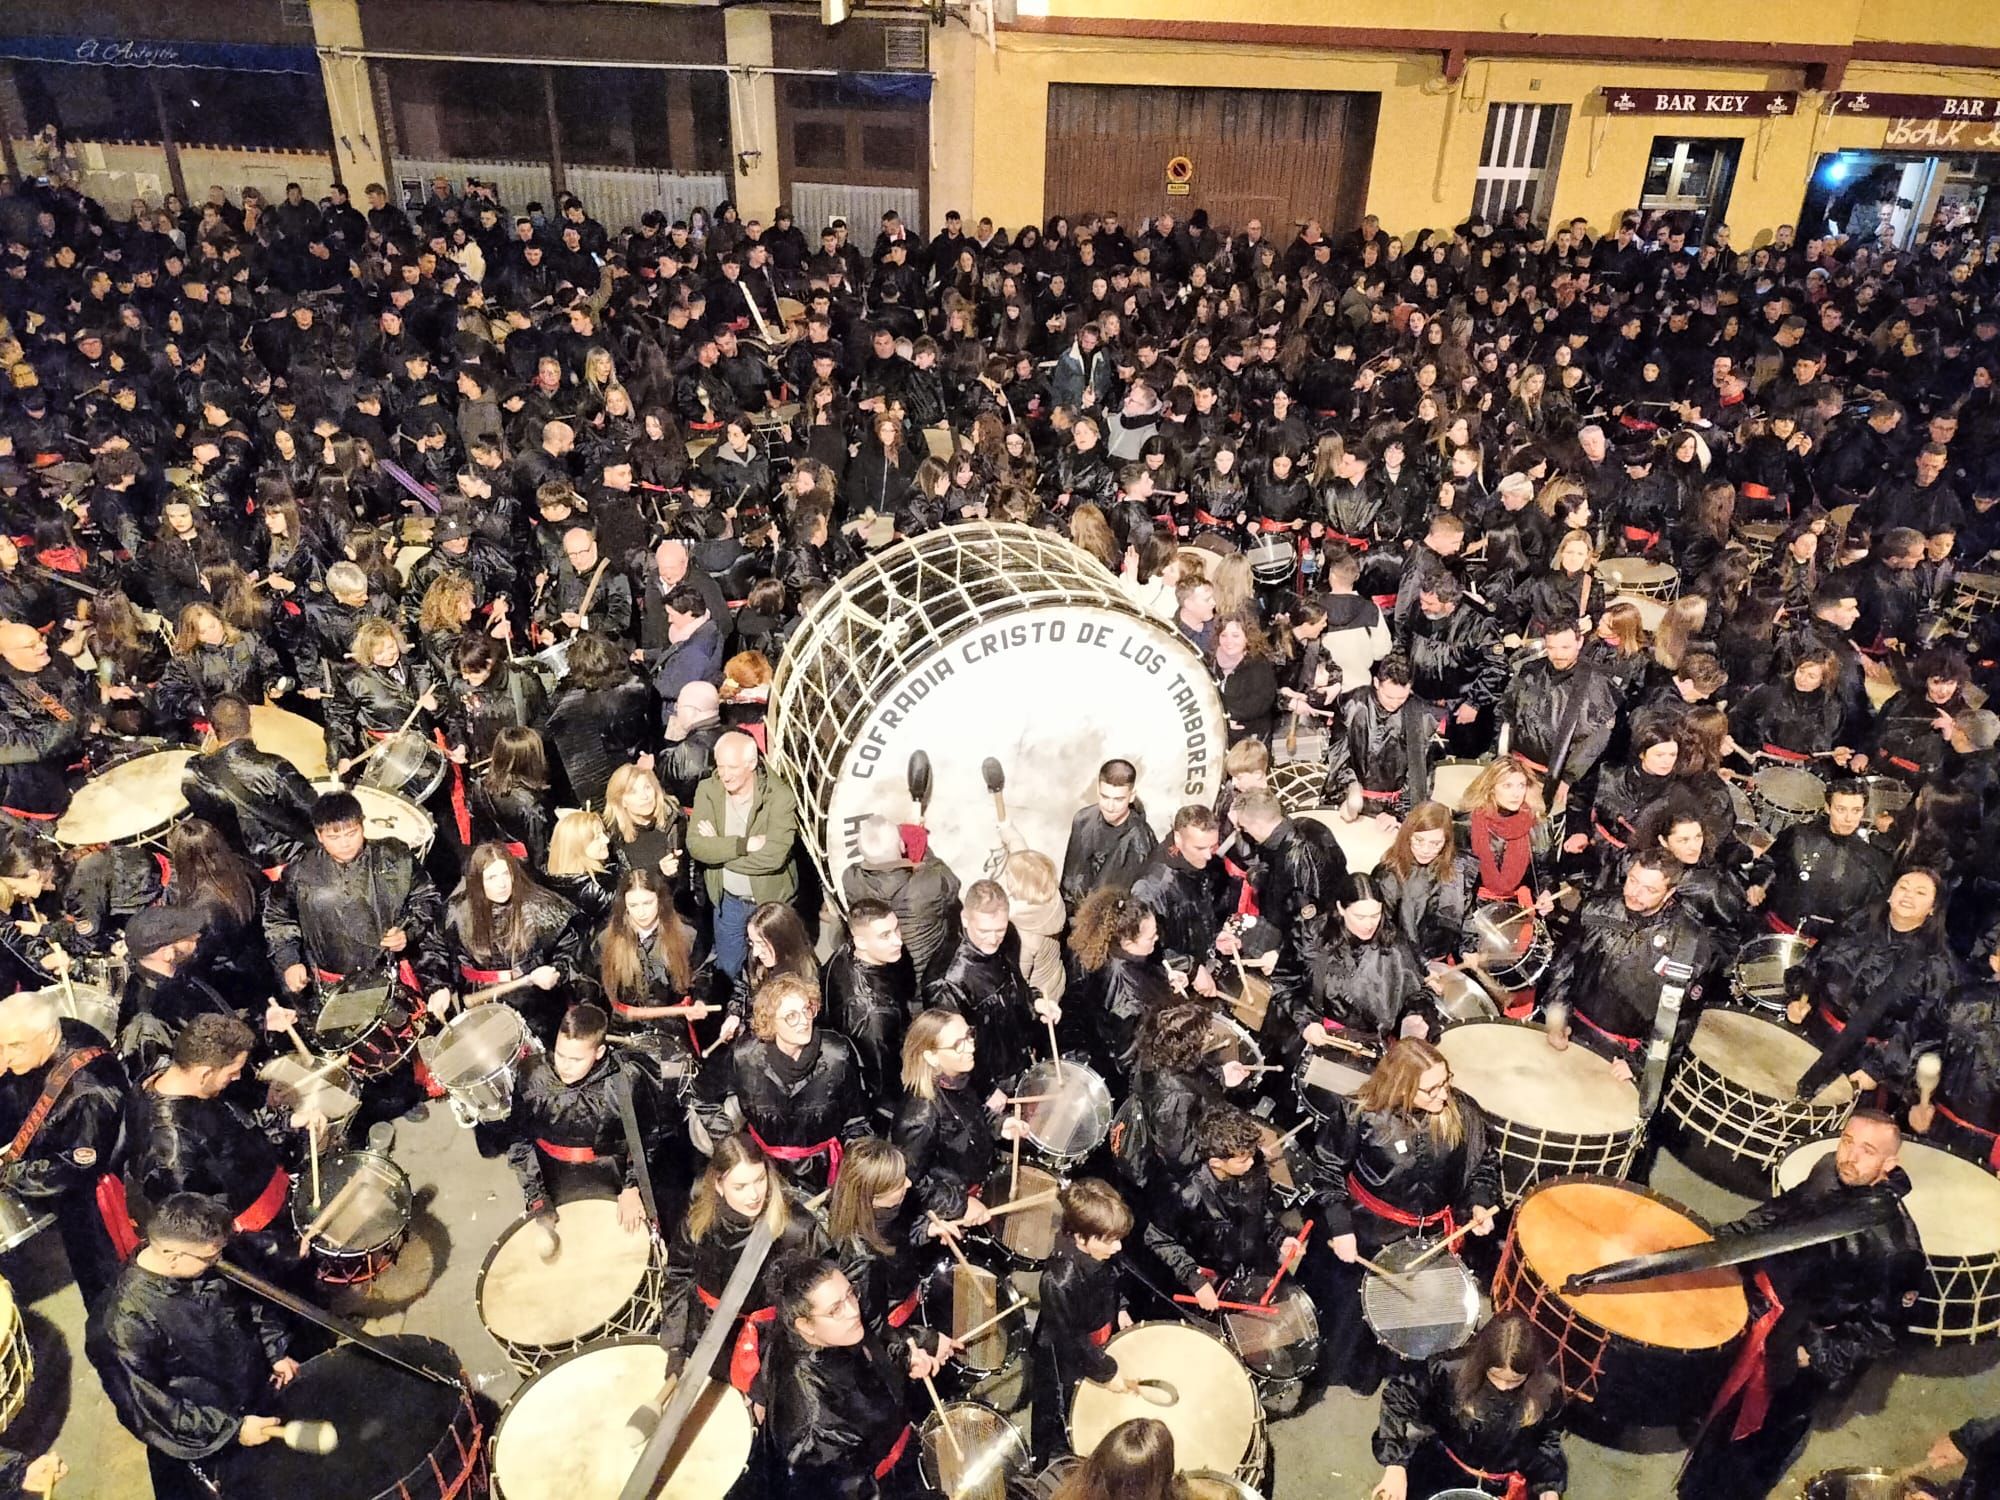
(981, 758, 1007, 821)
(906, 750, 932, 825)
(1916, 1052, 1943, 1122)
(279, 1421, 340, 1455)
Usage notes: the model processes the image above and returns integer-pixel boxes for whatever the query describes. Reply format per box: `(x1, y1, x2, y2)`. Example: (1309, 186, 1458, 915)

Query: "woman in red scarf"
(1459, 756, 1556, 1017)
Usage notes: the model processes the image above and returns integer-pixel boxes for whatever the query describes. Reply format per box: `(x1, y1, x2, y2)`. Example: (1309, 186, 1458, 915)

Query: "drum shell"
(431, 1005, 536, 1126)
(289, 1150, 412, 1286)
(1460, 902, 1552, 990)
(981, 1163, 1065, 1267)
(314, 979, 422, 1081)
(1292, 1048, 1373, 1125)
(1728, 933, 1815, 1014)
(358, 730, 450, 803)
(0, 1275, 33, 1433)
(918, 1401, 1030, 1499)
(1661, 1007, 1856, 1193)
(1492, 1175, 1741, 1427)
(1013, 1057, 1111, 1170)
(919, 1244, 1025, 1379)
(1220, 1270, 1320, 1390)
(1749, 765, 1827, 835)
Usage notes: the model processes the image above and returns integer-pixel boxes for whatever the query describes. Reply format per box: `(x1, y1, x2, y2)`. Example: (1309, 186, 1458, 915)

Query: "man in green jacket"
(686, 730, 799, 984)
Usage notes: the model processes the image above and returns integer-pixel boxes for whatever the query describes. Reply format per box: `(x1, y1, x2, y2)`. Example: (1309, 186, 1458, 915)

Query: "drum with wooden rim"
(55, 748, 192, 847)
(981, 1162, 1065, 1267)
(1069, 1322, 1265, 1486)
(1662, 1008, 1856, 1190)
(1492, 1176, 1747, 1423)
(476, 1197, 666, 1373)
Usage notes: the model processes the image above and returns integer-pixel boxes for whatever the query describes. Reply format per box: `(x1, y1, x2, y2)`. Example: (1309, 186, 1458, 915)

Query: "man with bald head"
(0, 988, 132, 1303)
(687, 731, 799, 981)
(535, 523, 632, 643)
(0, 619, 90, 820)
(660, 680, 724, 804)
(642, 538, 727, 651)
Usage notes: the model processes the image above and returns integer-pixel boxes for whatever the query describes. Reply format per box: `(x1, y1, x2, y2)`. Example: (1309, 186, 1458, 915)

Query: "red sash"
(1760, 743, 1811, 764)
(460, 963, 516, 984)
(1345, 1173, 1457, 1234)
(1740, 481, 1775, 501)
(501, 840, 529, 861)
(1708, 1269, 1785, 1439)
(1935, 1102, 2000, 1172)
(748, 1124, 843, 1184)
(0, 807, 59, 821)
(874, 1423, 913, 1480)
(1818, 1002, 1848, 1034)
(1572, 1008, 1643, 1054)
(1088, 1322, 1112, 1347)
(1445, 1443, 1529, 1500)
(696, 1285, 776, 1393)
(886, 1284, 922, 1328)
(534, 1139, 599, 1164)
(1622, 525, 1661, 549)
(435, 728, 471, 847)
(234, 1165, 291, 1234)
(96, 1175, 141, 1261)
(1765, 911, 1797, 936)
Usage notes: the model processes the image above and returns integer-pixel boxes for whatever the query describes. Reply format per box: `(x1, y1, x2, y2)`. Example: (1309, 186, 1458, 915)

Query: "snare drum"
(920, 1400, 1030, 1500)
(1729, 933, 1815, 1013)
(1951, 571, 2000, 629)
(1069, 1323, 1265, 1486)
(0, 1273, 34, 1432)
(1662, 1008, 1856, 1188)
(1855, 774, 1912, 826)
(477, 1197, 666, 1373)
(1360, 1234, 1479, 1361)
(1294, 1049, 1373, 1124)
(1596, 557, 1679, 599)
(261, 1053, 362, 1149)
(1245, 537, 1296, 587)
(1749, 764, 1827, 834)
(313, 977, 421, 1080)
(983, 1163, 1064, 1266)
(1205, 1013, 1265, 1085)
(213, 1337, 487, 1500)
(1735, 521, 1783, 567)
(351, 784, 437, 857)
(918, 1243, 1025, 1380)
(491, 1337, 754, 1498)
(1492, 1176, 1746, 1422)
(54, 748, 193, 847)
(1299, 806, 1396, 875)
(427, 1003, 535, 1126)
(1461, 902, 1552, 990)
(1438, 1019, 1643, 1201)
(1012, 1057, 1111, 1170)
(1778, 1136, 2000, 1344)
(290, 1149, 411, 1286)
(1221, 1269, 1319, 1415)
(359, 730, 449, 804)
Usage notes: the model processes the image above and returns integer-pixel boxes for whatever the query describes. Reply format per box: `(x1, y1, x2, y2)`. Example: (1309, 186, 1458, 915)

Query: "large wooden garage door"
(1045, 84, 1377, 240)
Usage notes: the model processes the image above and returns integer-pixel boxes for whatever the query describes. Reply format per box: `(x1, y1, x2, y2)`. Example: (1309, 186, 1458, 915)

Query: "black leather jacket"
(503, 1047, 663, 1212)
(262, 840, 449, 992)
(1130, 848, 1230, 970)
(696, 1031, 870, 1177)
(1313, 1094, 1499, 1243)
(925, 932, 1039, 1095)
(1763, 820, 1892, 932)
(1374, 1356, 1569, 1492)
(1322, 686, 1437, 804)
(1376, 852, 1481, 965)
(824, 944, 916, 1110)
(1498, 657, 1622, 786)
(0, 661, 90, 815)
(1401, 605, 1507, 709)
(1060, 805, 1160, 906)
(893, 1077, 997, 1221)
(1143, 1161, 1286, 1290)
(1542, 895, 1719, 1053)
(181, 740, 319, 867)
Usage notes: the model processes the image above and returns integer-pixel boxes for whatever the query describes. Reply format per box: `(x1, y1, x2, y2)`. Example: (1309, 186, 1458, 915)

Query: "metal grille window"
(1472, 103, 1568, 225)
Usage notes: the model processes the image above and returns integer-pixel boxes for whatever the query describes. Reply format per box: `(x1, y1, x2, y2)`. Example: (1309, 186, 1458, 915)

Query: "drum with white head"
(1298, 806, 1397, 875)
(768, 525, 1227, 892)
(1596, 557, 1680, 600)
(1662, 1007, 1855, 1189)
(1776, 1135, 2000, 1344)
(1750, 765, 1827, 835)
(425, 1003, 536, 1127)
(1012, 1056, 1111, 1170)
(920, 1400, 1030, 1500)
(1461, 902, 1552, 990)
(314, 780, 436, 856)
(55, 748, 193, 847)
(1068, 1322, 1265, 1486)
(249, 702, 332, 780)
(1729, 933, 1815, 1013)
(477, 1198, 666, 1373)
(1431, 760, 1484, 814)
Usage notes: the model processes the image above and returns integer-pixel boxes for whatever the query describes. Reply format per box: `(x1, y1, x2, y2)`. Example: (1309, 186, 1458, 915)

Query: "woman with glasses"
(1306, 1039, 1500, 1393)
(894, 1009, 1022, 1239)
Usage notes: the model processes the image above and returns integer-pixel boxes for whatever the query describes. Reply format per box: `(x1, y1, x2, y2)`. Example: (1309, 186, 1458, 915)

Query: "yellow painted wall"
(973, 12, 2000, 246)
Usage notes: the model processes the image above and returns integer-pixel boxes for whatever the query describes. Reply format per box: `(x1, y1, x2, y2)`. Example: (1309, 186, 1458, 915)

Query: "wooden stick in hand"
(980, 1188, 1059, 1220)
(1399, 1220, 1477, 1273)
(919, 1369, 964, 1462)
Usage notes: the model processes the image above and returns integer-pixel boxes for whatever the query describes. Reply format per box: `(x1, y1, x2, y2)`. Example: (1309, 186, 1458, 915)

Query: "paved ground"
(10, 1110, 1997, 1498)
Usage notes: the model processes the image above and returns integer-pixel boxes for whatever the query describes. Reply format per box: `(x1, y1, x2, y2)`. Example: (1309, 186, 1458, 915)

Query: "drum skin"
(1663, 1008, 1855, 1192)
(1777, 1136, 2000, 1344)
(55, 748, 193, 846)
(477, 1197, 664, 1371)
(1069, 1323, 1263, 1480)
(984, 1163, 1064, 1265)
(1493, 1176, 1745, 1425)
(492, 1336, 754, 1499)
(0, 1274, 33, 1433)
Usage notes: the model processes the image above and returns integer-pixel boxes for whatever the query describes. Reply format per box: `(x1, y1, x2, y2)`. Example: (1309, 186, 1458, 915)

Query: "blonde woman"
(603, 762, 683, 884)
(997, 848, 1065, 1007)
(543, 808, 618, 927)
(1209, 551, 1255, 621)
(894, 1008, 1012, 1233)
(663, 1132, 826, 1394)
(326, 616, 438, 772)
(1460, 755, 1553, 913)
(822, 1136, 931, 1334)
(156, 601, 283, 734)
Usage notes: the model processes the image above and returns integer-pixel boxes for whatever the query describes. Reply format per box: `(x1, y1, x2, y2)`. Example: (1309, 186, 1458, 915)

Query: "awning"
(0, 35, 320, 75)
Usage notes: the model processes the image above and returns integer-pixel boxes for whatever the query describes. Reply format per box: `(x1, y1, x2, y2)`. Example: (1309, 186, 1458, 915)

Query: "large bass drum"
(768, 524, 1228, 892)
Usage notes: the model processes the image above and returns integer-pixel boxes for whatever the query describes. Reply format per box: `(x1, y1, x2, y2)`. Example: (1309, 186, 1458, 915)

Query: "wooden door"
(1044, 84, 1377, 239)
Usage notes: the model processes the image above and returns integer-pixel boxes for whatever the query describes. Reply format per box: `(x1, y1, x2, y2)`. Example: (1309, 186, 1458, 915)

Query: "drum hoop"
(475, 1207, 664, 1356)
(1016, 1058, 1112, 1159)
(1437, 1017, 1643, 1142)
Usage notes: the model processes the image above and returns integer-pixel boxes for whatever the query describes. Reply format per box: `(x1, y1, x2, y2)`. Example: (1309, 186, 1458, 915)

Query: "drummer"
(1122, 1001, 1254, 1184)
(1139, 1104, 1302, 1313)
(1289, 872, 1435, 1065)
(442, 843, 582, 1044)
(1541, 850, 1721, 1076)
(118, 906, 244, 1068)
(0, 619, 90, 824)
(1758, 778, 1891, 937)
(1320, 652, 1440, 822)
(894, 1008, 1015, 1238)
(502, 1002, 665, 1228)
(825, 899, 917, 1120)
(1230, 789, 1349, 1025)
(593, 866, 712, 1067)
(1029, 1178, 1136, 1463)
(1068, 888, 1178, 1084)
(1676, 1111, 1923, 1499)
(1307, 1038, 1499, 1392)
(1373, 803, 1481, 967)
(1130, 804, 1237, 987)
(180, 695, 318, 872)
(662, 1132, 828, 1400)
(766, 1256, 953, 1497)
(125, 1013, 326, 1295)
(84, 1192, 296, 1500)
(1494, 620, 1623, 824)
(1906, 941, 2000, 1168)
(926, 879, 1048, 1098)
(824, 1137, 931, 1340)
(1370, 1310, 1569, 1500)
(694, 974, 869, 1191)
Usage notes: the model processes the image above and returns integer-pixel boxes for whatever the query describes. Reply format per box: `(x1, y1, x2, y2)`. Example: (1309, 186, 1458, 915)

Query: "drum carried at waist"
(1729, 933, 1815, 1013)
(490, 1337, 754, 1499)
(982, 1162, 1065, 1267)
(918, 1241, 1025, 1382)
(476, 1197, 666, 1374)
(1596, 557, 1679, 600)
(1661, 1007, 1856, 1190)
(1438, 1019, 1643, 1202)
(1011, 1057, 1111, 1171)
(1298, 806, 1397, 875)
(1492, 1176, 1746, 1424)
(1461, 902, 1552, 991)
(1068, 1322, 1265, 1487)
(0, 1273, 34, 1433)
(1778, 1135, 2000, 1345)
(313, 976, 422, 1081)
(356, 730, 450, 805)
(290, 1149, 412, 1287)
(1220, 1269, 1320, 1416)
(921, 1399, 1031, 1500)
(1749, 764, 1827, 835)
(423, 1003, 537, 1128)
(55, 747, 193, 848)
(1359, 1234, 1480, 1362)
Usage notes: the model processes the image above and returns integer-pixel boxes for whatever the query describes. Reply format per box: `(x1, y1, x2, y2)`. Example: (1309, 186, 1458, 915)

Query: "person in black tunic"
(925, 880, 1049, 1099)
(825, 900, 917, 1123)
(84, 1193, 294, 1500)
(503, 1002, 663, 1226)
(893, 1007, 1017, 1240)
(1059, 759, 1159, 907)
(1141, 1104, 1301, 1313)
(824, 1136, 932, 1340)
(1029, 1178, 1135, 1463)
(1370, 1310, 1569, 1500)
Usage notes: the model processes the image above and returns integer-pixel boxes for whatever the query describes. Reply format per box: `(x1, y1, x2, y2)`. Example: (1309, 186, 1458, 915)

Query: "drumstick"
(918, 1369, 965, 1463)
(1312, 1032, 1379, 1060)
(701, 1033, 732, 1059)
(1260, 1217, 1313, 1306)
(1354, 1254, 1418, 1298)
(1398, 1219, 1478, 1274)
(1916, 1052, 1943, 1118)
(948, 1300, 1028, 1353)
(1173, 1294, 1281, 1315)
(344, 697, 428, 777)
(283, 1024, 313, 1061)
(1129, 1378, 1178, 1407)
(1262, 1118, 1311, 1155)
(1008, 1100, 1022, 1199)
(981, 1188, 1059, 1220)
(981, 758, 1007, 822)
(1002, 1093, 1054, 1107)
(306, 1119, 322, 1211)
(298, 1167, 371, 1253)
(928, 1213, 973, 1270)
(1046, 1020, 1063, 1084)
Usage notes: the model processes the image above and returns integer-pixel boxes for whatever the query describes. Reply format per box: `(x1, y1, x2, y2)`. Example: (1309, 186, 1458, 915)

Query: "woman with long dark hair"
(542, 631, 657, 808)
(443, 841, 583, 1042)
(1292, 872, 1434, 1060)
(1370, 1311, 1568, 1500)
(596, 867, 709, 1063)
(468, 726, 553, 868)
(1050, 1417, 1182, 1500)
(164, 817, 269, 999)
(1375, 802, 1481, 966)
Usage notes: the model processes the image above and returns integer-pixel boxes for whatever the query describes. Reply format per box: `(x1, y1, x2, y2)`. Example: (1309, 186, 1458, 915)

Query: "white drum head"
(1690, 1009, 1851, 1105)
(318, 782, 436, 850)
(56, 749, 193, 845)
(1610, 592, 1667, 633)
(1439, 1022, 1640, 1136)
(1297, 807, 1395, 874)
(250, 703, 332, 780)
(1779, 1137, 2000, 1259)
(1069, 1323, 1258, 1475)
(1431, 762, 1483, 813)
(480, 1199, 653, 1345)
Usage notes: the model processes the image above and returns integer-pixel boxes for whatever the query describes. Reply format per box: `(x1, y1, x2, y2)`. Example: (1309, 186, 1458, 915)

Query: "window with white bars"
(1472, 103, 1569, 227)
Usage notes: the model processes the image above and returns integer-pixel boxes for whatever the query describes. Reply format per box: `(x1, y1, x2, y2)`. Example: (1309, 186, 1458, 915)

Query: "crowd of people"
(0, 158, 1998, 1499)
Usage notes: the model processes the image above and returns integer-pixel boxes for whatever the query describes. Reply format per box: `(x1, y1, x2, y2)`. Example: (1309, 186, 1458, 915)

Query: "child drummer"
(1029, 1177, 1136, 1463)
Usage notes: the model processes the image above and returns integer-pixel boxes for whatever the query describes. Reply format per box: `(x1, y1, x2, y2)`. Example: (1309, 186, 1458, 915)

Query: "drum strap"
(5, 1046, 105, 1162)
(1707, 1269, 1786, 1441)
(886, 1283, 922, 1328)
(234, 1165, 291, 1234)
(1345, 1174, 1457, 1234)
(873, 1422, 913, 1481)
(1764, 911, 1798, 936)
(1934, 1102, 2000, 1172)
(1443, 1444, 1528, 1500)
(748, 1124, 843, 1185)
